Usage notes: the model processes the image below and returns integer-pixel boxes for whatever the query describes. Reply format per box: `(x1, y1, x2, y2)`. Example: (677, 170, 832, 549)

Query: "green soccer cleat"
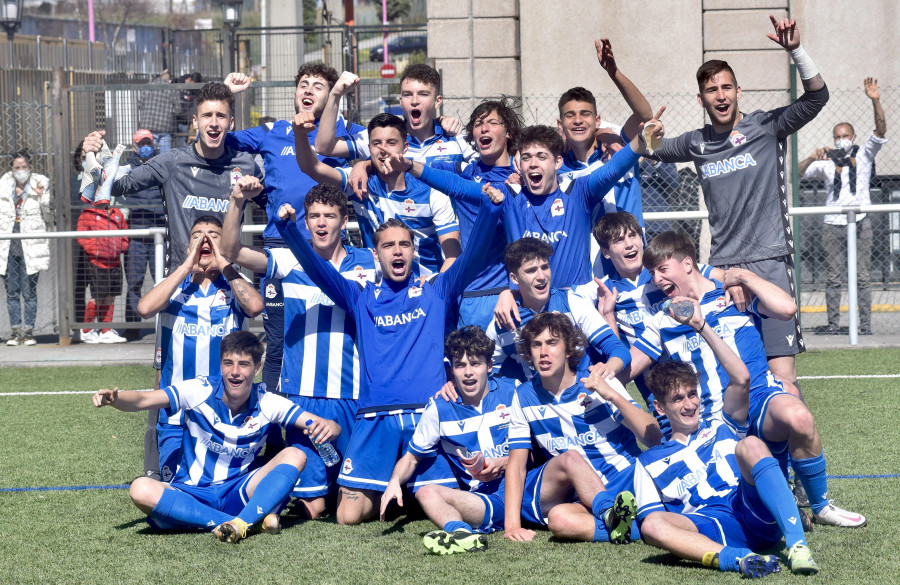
(788, 543, 819, 575)
(422, 530, 487, 555)
(738, 554, 781, 578)
(603, 491, 637, 545)
(213, 518, 251, 544)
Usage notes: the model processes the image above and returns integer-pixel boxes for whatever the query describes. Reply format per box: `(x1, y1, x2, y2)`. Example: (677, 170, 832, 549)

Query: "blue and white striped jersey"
(507, 374, 641, 490)
(634, 418, 746, 522)
(267, 245, 380, 400)
(632, 281, 777, 422)
(157, 273, 250, 388)
(408, 378, 518, 491)
(343, 121, 477, 166)
(164, 375, 303, 486)
(485, 288, 630, 381)
(337, 167, 459, 277)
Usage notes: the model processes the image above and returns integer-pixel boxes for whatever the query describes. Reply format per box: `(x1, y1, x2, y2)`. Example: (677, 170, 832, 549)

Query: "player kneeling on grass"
(379, 326, 518, 554)
(504, 312, 662, 544)
(92, 331, 340, 543)
(634, 296, 819, 577)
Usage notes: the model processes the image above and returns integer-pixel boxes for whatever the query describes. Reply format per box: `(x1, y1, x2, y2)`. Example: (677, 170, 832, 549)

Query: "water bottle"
(663, 299, 694, 319)
(306, 419, 340, 467)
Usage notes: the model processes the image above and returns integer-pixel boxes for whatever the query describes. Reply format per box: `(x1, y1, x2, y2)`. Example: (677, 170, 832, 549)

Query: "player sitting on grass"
(505, 312, 662, 544)
(91, 331, 340, 543)
(622, 231, 866, 528)
(635, 295, 818, 577)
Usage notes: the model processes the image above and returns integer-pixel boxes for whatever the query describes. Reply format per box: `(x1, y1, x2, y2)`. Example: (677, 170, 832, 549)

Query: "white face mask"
(834, 138, 853, 153)
(13, 170, 31, 184)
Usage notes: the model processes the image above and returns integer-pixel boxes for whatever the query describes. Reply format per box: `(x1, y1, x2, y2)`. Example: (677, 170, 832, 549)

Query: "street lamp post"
(220, 0, 242, 75)
(1, 0, 24, 68)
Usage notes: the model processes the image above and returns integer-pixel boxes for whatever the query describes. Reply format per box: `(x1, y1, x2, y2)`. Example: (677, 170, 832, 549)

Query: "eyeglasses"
(473, 119, 504, 130)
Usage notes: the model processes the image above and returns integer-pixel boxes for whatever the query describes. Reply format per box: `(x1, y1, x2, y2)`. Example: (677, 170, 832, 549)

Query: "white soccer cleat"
(814, 501, 866, 527)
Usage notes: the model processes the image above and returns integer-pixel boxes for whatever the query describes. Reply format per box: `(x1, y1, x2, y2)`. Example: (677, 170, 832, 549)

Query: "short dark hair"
(367, 112, 407, 136)
(592, 212, 644, 249)
(696, 60, 738, 91)
(219, 330, 264, 366)
(445, 325, 494, 364)
(294, 62, 339, 91)
(304, 183, 348, 218)
(11, 148, 32, 166)
(195, 82, 234, 114)
(517, 125, 564, 158)
(644, 361, 699, 404)
(504, 237, 553, 275)
(642, 230, 696, 271)
(191, 215, 223, 229)
(516, 312, 585, 373)
(557, 86, 597, 116)
(373, 217, 414, 246)
(465, 97, 523, 155)
(73, 141, 85, 169)
(400, 63, 441, 92)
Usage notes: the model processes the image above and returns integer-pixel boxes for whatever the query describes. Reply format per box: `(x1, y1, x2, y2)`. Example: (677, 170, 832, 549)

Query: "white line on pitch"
(0, 388, 154, 396)
(798, 374, 900, 380)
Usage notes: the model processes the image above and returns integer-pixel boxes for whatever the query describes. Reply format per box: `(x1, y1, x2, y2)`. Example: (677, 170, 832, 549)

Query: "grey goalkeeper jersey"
(111, 144, 263, 271)
(656, 86, 829, 265)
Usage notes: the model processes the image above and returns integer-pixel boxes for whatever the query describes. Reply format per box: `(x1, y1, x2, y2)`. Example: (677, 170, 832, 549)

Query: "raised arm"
(209, 239, 264, 318)
(221, 176, 269, 274)
(314, 71, 359, 158)
(386, 155, 485, 207)
(596, 38, 653, 142)
(136, 238, 201, 319)
(585, 112, 663, 206)
(866, 77, 886, 138)
(722, 267, 797, 320)
(581, 369, 661, 448)
(766, 15, 824, 93)
(293, 111, 344, 187)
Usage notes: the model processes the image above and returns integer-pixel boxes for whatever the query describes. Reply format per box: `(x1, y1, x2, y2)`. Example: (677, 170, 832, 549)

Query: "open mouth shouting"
(300, 96, 316, 111)
(390, 257, 407, 277)
(408, 108, 423, 127)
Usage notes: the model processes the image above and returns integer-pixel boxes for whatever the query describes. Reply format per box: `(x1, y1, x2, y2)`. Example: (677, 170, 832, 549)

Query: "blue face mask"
(137, 145, 154, 158)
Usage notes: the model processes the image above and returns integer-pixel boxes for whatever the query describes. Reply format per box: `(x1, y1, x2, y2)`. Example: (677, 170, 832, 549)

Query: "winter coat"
(77, 207, 129, 269)
(0, 171, 52, 276)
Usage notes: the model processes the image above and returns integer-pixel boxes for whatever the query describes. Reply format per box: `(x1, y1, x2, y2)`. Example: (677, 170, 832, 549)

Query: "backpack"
(77, 207, 130, 268)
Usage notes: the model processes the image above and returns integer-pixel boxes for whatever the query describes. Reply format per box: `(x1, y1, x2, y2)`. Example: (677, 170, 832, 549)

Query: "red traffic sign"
(380, 63, 397, 79)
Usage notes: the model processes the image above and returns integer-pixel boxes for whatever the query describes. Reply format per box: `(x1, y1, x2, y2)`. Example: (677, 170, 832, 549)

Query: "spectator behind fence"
(71, 141, 90, 342)
(119, 129, 165, 341)
(175, 72, 203, 148)
(798, 77, 887, 336)
(1, 149, 52, 347)
(76, 206, 129, 344)
(138, 69, 179, 154)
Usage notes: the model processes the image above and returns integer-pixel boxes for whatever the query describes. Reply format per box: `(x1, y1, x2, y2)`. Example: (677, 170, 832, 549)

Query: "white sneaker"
(81, 330, 100, 344)
(814, 500, 866, 527)
(98, 329, 127, 344)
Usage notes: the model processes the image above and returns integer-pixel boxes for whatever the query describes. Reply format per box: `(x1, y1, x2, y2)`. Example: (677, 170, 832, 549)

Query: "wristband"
(790, 45, 819, 80)
(695, 320, 707, 334)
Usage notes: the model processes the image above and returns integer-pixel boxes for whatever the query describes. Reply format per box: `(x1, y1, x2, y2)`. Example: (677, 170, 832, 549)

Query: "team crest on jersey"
(729, 131, 747, 147)
(265, 284, 277, 299)
(156, 347, 162, 362)
(408, 286, 423, 298)
(243, 416, 260, 431)
(215, 290, 228, 304)
(230, 167, 243, 188)
(161, 466, 173, 482)
(401, 198, 416, 215)
(550, 198, 565, 217)
(714, 296, 727, 311)
(341, 457, 353, 474)
(435, 141, 447, 152)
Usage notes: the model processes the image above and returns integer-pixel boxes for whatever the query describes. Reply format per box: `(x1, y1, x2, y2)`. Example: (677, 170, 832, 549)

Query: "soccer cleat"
(98, 329, 127, 344)
(422, 530, 487, 555)
(81, 330, 100, 344)
(214, 518, 251, 543)
(787, 543, 819, 575)
(799, 509, 813, 533)
(603, 491, 637, 545)
(259, 513, 281, 535)
(792, 482, 810, 508)
(814, 501, 866, 527)
(738, 554, 781, 578)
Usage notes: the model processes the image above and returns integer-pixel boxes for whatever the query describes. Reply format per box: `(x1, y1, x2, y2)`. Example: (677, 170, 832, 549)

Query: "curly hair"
(516, 312, 585, 373)
(464, 97, 523, 155)
(445, 325, 494, 365)
(304, 183, 348, 218)
(644, 361, 699, 404)
(294, 62, 339, 91)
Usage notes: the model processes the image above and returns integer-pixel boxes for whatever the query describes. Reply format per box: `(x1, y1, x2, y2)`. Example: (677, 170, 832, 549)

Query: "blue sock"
(792, 452, 828, 513)
(591, 491, 614, 520)
(593, 517, 610, 542)
(443, 520, 474, 533)
(150, 487, 231, 530)
(751, 457, 807, 549)
(237, 464, 300, 526)
(718, 545, 753, 572)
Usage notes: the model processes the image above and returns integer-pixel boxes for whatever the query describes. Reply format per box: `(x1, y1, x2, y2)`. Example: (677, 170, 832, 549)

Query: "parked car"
(369, 35, 428, 62)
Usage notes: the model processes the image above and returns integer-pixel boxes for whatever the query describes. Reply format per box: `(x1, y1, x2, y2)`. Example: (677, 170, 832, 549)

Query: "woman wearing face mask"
(0, 149, 53, 346)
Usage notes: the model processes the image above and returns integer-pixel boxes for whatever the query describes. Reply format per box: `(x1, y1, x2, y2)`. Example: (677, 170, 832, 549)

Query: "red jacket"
(77, 207, 130, 269)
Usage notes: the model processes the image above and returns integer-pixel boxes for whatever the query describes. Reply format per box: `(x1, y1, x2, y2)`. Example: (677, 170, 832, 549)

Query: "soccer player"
(136, 214, 263, 481)
(220, 178, 379, 519)
(486, 238, 630, 382)
(505, 312, 661, 543)
(92, 331, 340, 543)
(224, 63, 365, 391)
(651, 16, 829, 389)
(634, 296, 819, 577)
(293, 110, 460, 277)
(273, 181, 504, 526)
(623, 230, 865, 527)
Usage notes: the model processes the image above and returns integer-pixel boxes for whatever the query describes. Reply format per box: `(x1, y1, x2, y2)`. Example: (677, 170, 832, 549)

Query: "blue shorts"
(337, 411, 457, 493)
(170, 468, 261, 516)
(748, 382, 790, 455)
(473, 463, 548, 532)
(458, 293, 501, 332)
(686, 479, 780, 551)
(284, 396, 359, 498)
